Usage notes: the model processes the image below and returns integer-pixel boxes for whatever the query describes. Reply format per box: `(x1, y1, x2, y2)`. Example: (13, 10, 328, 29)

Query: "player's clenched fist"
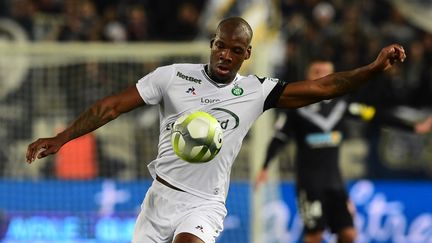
(372, 44, 406, 71)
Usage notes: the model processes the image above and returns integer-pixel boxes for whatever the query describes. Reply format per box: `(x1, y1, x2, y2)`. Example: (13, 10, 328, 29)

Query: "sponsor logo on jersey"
(165, 107, 240, 131)
(231, 83, 244, 96)
(305, 131, 342, 148)
(200, 97, 220, 104)
(186, 87, 196, 95)
(177, 71, 202, 84)
(211, 107, 240, 130)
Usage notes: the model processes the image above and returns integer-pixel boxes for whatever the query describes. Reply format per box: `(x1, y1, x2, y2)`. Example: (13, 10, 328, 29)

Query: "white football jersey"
(136, 63, 285, 202)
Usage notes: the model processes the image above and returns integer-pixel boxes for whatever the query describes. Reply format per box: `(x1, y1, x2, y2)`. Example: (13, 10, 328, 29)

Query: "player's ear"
(245, 46, 252, 60)
(210, 39, 215, 48)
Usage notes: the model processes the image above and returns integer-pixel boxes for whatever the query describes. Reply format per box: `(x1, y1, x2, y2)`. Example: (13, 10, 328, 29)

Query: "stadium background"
(1, 0, 432, 242)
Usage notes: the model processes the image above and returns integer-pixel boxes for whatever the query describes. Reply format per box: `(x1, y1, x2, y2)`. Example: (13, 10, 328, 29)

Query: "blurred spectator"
(0, 1, 6, 16)
(126, 5, 148, 41)
(381, 6, 417, 47)
(412, 32, 432, 108)
(58, 0, 100, 41)
(36, 0, 63, 14)
(57, 15, 83, 41)
(0, 0, 206, 42)
(333, 4, 375, 69)
(168, 2, 201, 40)
(100, 5, 126, 42)
(405, 40, 425, 95)
(310, 2, 338, 59)
(312, 1, 335, 35)
(145, 0, 205, 41)
(79, 0, 100, 40)
(273, 35, 305, 84)
(7, 0, 37, 40)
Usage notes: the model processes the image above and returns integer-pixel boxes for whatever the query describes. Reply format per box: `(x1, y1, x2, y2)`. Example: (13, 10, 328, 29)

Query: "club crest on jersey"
(186, 87, 196, 95)
(231, 83, 244, 96)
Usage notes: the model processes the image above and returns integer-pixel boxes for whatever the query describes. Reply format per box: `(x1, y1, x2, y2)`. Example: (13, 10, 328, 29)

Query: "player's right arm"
(276, 44, 406, 109)
(26, 86, 145, 163)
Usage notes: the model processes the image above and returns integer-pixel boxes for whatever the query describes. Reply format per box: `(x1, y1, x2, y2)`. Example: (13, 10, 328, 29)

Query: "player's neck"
(204, 64, 232, 84)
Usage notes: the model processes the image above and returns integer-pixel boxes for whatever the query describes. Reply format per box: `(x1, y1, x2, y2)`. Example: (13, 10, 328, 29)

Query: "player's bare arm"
(276, 44, 406, 108)
(26, 86, 144, 163)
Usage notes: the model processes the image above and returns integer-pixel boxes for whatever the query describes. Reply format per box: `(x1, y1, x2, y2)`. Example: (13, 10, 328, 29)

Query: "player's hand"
(254, 169, 269, 191)
(372, 44, 406, 71)
(26, 136, 64, 164)
(415, 116, 432, 134)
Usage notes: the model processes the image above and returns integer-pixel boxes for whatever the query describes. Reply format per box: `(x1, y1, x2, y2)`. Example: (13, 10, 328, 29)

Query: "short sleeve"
(261, 77, 288, 111)
(136, 65, 174, 105)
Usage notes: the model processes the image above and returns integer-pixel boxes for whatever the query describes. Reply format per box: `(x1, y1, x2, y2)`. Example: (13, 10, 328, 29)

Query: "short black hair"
(216, 17, 253, 44)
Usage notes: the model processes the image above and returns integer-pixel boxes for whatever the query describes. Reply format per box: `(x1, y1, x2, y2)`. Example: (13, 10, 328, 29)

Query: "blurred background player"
(256, 59, 357, 243)
(255, 58, 432, 243)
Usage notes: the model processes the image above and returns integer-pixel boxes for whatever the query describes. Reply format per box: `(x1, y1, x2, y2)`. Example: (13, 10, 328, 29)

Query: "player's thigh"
(326, 189, 355, 234)
(338, 227, 357, 243)
(132, 182, 174, 243)
(173, 232, 205, 243)
(303, 231, 325, 243)
(174, 209, 225, 243)
(133, 209, 172, 243)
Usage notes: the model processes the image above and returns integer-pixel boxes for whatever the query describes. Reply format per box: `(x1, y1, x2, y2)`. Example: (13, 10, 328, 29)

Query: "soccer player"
(26, 17, 406, 243)
(256, 59, 357, 243)
(255, 59, 432, 243)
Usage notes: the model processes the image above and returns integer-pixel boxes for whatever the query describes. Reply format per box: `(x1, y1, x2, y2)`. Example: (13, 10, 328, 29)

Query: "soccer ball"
(171, 111, 223, 163)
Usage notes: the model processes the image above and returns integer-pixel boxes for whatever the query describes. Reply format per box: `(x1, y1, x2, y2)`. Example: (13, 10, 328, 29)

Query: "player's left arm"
(276, 44, 406, 109)
(26, 86, 145, 163)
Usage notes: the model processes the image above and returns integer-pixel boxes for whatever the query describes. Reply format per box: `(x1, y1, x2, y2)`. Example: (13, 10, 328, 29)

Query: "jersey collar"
(202, 64, 239, 88)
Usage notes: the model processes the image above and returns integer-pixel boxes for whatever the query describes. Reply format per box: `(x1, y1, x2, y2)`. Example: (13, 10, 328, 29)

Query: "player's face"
(306, 62, 334, 80)
(209, 26, 251, 83)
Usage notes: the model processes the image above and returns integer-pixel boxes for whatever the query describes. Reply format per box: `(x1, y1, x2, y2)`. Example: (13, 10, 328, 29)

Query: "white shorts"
(132, 179, 227, 243)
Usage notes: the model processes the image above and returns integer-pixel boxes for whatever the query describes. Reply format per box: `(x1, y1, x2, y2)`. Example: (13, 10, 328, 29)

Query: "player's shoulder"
(154, 63, 202, 72)
(171, 63, 203, 71)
